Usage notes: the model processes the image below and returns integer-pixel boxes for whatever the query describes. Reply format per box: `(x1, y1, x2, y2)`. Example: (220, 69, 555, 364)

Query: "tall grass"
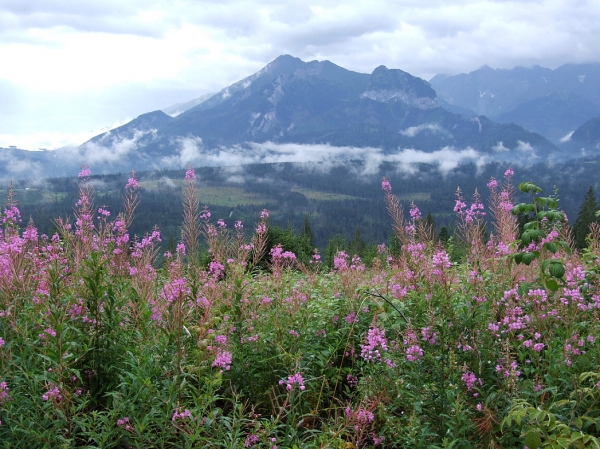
(0, 167, 599, 448)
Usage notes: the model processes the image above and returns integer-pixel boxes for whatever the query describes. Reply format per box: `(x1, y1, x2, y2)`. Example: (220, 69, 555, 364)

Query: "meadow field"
(0, 167, 599, 448)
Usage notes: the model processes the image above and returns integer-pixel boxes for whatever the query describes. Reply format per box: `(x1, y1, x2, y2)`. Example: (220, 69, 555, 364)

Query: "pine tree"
(573, 186, 600, 249)
(439, 226, 450, 244)
(301, 215, 315, 247)
(348, 226, 366, 258)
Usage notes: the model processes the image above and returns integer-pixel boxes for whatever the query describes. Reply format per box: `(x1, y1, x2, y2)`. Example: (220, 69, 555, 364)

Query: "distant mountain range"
(2, 55, 600, 181)
(430, 63, 600, 144)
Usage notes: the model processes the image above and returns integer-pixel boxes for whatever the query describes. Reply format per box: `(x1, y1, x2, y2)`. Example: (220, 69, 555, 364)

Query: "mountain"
(83, 55, 558, 167)
(2, 55, 563, 181)
(162, 92, 216, 117)
(430, 63, 600, 141)
(565, 114, 600, 154)
(494, 91, 600, 142)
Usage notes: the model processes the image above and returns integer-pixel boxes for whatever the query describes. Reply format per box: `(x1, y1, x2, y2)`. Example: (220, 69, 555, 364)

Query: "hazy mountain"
(162, 92, 216, 117)
(494, 91, 600, 142)
(86, 55, 558, 165)
(430, 63, 600, 141)
(565, 114, 600, 155)
(3, 55, 564, 181)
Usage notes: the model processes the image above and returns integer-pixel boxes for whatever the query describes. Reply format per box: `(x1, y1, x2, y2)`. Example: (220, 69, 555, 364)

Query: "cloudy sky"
(1, 0, 599, 150)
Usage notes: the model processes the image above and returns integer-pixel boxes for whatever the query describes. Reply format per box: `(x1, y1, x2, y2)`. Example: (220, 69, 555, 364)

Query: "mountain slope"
(494, 91, 600, 142)
(430, 63, 600, 143)
(565, 115, 600, 154)
(93, 55, 558, 165)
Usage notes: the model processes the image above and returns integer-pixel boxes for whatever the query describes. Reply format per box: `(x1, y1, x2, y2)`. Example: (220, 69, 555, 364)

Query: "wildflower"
(245, 434, 259, 447)
(117, 417, 132, 430)
(125, 177, 140, 189)
(184, 168, 197, 180)
(212, 348, 232, 372)
(279, 373, 305, 391)
(78, 167, 92, 178)
(345, 312, 358, 324)
(0, 381, 9, 404)
(409, 202, 421, 220)
(487, 177, 498, 189)
(361, 327, 389, 362)
(333, 251, 348, 271)
(381, 178, 392, 192)
(172, 409, 192, 421)
(462, 371, 482, 391)
(42, 384, 62, 402)
(373, 435, 385, 445)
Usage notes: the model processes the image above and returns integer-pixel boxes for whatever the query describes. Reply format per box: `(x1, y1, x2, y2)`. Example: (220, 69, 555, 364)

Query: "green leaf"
(546, 279, 559, 292)
(518, 282, 533, 296)
(514, 252, 524, 264)
(522, 252, 536, 265)
(549, 262, 565, 278)
(524, 430, 542, 449)
(544, 242, 559, 254)
(519, 182, 542, 194)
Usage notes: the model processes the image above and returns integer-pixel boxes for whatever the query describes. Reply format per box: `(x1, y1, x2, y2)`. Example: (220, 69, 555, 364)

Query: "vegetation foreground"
(1, 167, 600, 449)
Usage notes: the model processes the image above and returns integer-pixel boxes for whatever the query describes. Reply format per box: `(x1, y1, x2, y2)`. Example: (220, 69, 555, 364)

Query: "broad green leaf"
(549, 262, 565, 278)
(546, 279, 559, 292)
(525, 430, 542, 449)
(522, 252, 536, 265)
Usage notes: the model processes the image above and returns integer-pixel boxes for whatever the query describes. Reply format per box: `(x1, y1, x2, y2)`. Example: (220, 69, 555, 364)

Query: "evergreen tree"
(425, 212, 435, 235)
(439, 226, 450, 245)
(301, 215, 315, 247)
(324, 234, 346, 269)
(573, 186, 600, 249)
(347, 226, 366, 258)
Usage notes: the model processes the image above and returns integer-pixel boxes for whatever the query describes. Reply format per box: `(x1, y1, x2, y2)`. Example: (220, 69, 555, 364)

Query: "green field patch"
(140, 180, 273, 207)
(291, 188, 360, 201)
(397, 192, 431, 202)
(1, 188, 48, 205)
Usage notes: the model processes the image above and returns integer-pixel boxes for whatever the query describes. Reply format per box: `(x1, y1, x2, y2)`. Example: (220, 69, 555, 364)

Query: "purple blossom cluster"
(172, 408, 193, 421)
(360, 327, 389, 363)
(279, 373, 305, 391)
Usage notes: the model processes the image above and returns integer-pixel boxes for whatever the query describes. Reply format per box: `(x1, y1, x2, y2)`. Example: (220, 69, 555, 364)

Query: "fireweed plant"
(0, 166, 599, 448)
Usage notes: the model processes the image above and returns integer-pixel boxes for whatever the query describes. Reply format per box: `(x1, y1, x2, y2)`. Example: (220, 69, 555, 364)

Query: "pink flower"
(184, 168, 197, 180)
(125, 178, 140, 189)
(487, 178, 498, 189)
(78, 167, 92, 178)
(212, 349, 232, 372)
(381, 178, 392, 192)
(279, 373, 305, 391)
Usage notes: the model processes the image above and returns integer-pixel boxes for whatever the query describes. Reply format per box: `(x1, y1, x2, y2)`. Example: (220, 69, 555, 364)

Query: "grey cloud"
(69, 128, 157, 165)
(0, 0, 175, 38)
(156, 136, 486, 177)
(399, 124, 452, 138)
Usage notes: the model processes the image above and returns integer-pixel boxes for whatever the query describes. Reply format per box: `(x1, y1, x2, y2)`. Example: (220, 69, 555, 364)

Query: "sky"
(1, 0, 599, 151)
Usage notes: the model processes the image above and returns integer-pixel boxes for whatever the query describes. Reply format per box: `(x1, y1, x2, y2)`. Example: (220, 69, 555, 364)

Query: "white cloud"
(2, 0, 599, 149)
(516, 140, 534, 152)
(153, 137, 486, 176)
(399, 123, 451, 137)
(559, 130, 574, 143)
(493, 141, 510, 152)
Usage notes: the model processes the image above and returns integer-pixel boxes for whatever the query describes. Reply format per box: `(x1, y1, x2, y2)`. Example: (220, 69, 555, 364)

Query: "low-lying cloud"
(399, 123, 452, 138)
(159, 137, 488, 177)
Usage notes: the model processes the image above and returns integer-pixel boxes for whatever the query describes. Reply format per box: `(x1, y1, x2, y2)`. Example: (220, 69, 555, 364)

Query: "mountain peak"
(362, 65, 437, 107)
(265, 54, 305, 73)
